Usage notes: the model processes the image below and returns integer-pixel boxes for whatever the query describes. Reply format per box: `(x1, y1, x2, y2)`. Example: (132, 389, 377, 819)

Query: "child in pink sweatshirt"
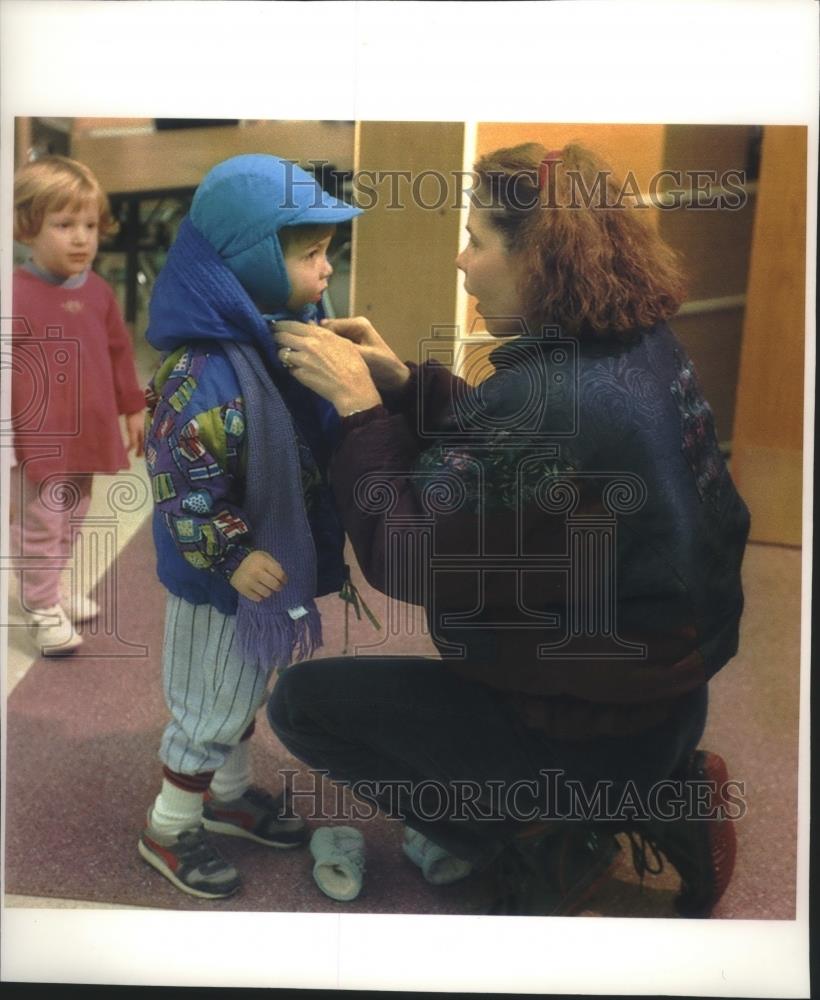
(11, 155, 146, 656)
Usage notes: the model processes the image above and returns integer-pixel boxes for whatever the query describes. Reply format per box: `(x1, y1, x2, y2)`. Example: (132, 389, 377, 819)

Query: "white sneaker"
(24, 604, 83, 657)
(65, 593, 100, 624)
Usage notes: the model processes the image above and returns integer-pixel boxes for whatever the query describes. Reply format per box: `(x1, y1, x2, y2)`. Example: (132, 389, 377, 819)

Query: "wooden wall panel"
(351, 122, 465, 366)
(661, 125, 755, 183)
(659, 198, 755, 302)
(731, 126, 807, 545)
(671, 308, 745, 445)
(474, 123, 666, 190)
(657, 126, 757, 453)
(71, 120, 355, 193)
(14, 118, 32, 168)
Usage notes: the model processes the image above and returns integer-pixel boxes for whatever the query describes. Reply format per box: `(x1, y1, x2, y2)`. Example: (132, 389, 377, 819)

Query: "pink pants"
(9, 466, 94, 611)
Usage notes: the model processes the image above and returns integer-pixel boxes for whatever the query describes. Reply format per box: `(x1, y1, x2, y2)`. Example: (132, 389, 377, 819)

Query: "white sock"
(209, 740, 252, 802)
(149, 780, 204, 837)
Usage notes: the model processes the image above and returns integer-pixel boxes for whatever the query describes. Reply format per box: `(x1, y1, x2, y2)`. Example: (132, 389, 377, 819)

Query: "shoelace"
(242, 786, 281, 810)
(625, 830, 665, 886)
(176, 829, 228, 873)
(339, 577, 381, 653)
(487, 845, 533, 914)
(236, 786, 300, 824)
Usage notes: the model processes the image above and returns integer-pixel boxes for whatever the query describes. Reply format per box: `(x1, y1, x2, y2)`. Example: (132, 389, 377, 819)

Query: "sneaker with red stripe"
(203, 786, 307, 847)
(138, 824, 241, 899)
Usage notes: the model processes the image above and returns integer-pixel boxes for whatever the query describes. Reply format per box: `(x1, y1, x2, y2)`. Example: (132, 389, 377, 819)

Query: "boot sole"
(483, 832, 621, 916)
(674, 750, 737, 918)
(553, 836, 622, 915)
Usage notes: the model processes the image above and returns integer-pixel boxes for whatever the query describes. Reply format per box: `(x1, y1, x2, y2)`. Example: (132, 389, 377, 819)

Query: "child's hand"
(125, 410, 146, 457)
(230, 550, 288, 602)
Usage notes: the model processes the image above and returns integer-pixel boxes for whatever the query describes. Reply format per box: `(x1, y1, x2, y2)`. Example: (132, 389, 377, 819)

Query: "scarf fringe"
(236, 599, 323, 669)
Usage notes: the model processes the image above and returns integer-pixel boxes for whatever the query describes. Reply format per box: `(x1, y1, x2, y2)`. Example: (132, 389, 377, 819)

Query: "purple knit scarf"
(223, 341, 322, 668)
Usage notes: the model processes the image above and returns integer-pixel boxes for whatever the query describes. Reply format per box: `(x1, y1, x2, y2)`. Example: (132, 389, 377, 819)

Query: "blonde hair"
(474, 143, 686, 339)
(14, 155, 118, 242)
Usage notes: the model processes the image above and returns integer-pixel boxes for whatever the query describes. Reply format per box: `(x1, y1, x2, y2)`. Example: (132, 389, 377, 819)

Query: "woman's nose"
(455, 249, 465, 271)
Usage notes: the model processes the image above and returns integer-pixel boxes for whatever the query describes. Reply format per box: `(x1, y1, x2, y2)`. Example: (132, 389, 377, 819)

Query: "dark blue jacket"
(329, 323, 750, 738)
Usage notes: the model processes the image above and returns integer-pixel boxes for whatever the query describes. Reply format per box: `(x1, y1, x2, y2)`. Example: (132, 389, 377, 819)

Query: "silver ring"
(282, 346, 293, 368)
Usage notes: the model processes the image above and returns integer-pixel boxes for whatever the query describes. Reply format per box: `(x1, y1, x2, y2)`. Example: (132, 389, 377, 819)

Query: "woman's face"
(456, 205, 524, 336)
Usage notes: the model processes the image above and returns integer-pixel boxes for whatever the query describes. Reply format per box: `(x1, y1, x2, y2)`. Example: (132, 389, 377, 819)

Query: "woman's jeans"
(268, 656, 708, 867)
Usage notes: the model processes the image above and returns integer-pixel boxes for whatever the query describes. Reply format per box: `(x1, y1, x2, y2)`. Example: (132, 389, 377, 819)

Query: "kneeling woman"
(268, 144, 750, 916)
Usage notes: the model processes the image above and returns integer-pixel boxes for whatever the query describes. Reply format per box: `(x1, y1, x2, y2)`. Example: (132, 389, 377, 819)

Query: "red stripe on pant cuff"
(163, 766, 214, 793)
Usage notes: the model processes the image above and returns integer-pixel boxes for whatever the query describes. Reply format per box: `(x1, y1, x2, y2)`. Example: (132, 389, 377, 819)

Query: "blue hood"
(188, 153, 361, 314)
(146, 216, 340, 459)
(146, 215, 310, 366)
(148, 153, 362, 350)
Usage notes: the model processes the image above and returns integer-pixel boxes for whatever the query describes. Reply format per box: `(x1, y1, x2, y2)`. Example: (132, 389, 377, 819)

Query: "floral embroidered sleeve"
(329, 361, 578, 605)
(145, 357, 253, 581)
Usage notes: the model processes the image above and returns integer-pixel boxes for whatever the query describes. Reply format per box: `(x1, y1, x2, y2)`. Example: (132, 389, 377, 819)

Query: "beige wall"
(731, 126, 807, 545)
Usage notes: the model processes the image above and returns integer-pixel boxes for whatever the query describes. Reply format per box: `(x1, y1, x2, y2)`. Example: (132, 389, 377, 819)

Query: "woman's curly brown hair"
(473, 143, 687, 339)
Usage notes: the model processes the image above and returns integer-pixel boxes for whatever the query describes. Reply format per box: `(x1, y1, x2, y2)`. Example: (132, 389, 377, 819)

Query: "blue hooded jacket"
(144, 155, 361, 614)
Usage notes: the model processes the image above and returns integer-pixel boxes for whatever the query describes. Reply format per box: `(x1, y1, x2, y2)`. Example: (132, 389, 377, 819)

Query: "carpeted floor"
(3, 520, 801, 918)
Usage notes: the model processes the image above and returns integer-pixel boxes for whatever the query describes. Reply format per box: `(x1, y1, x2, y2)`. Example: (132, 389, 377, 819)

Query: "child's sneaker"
(24, 604, 83, 657)
(138, 822, 241, 899)
(65, 593, 100, 624)
(203, 786, 308, 847)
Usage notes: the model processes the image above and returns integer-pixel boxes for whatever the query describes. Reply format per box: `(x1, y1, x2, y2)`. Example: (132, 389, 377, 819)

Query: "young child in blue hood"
(139, 154, 362, 899)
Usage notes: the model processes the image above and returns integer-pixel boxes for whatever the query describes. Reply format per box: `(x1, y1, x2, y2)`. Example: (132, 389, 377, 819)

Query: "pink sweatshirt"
(12, 267, 145, 482)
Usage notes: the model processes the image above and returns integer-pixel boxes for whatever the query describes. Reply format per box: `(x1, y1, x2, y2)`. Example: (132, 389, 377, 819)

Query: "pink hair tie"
(538, 149, 563, 190)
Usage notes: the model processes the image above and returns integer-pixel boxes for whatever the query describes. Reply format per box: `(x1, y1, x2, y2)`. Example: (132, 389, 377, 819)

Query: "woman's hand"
(320, 316, 411, 393)
(273, 320, 383, 415)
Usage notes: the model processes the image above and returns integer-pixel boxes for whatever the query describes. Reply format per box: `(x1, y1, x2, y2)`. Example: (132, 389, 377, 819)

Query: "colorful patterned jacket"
(145, 341, 346, 615)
